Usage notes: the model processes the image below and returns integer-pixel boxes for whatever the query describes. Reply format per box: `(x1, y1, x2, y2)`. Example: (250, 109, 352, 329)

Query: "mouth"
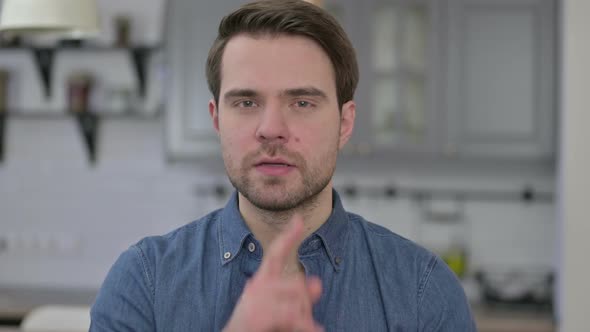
(255, 158, 293, 167)
(254, 158, 296, 176)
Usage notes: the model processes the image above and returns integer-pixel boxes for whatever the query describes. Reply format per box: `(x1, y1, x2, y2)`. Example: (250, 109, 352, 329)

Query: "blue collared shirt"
(91, 191, 476, 331)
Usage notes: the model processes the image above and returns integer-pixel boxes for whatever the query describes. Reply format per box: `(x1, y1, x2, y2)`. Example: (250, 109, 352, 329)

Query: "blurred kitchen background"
(0, 0, 588, 331)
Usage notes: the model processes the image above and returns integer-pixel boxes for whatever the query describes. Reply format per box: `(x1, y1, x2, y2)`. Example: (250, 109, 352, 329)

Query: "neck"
(238, 183, 334, 271)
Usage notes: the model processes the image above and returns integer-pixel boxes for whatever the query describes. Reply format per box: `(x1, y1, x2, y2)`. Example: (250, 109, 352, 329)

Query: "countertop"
(0, 286, 96, 320)
(473, 305, 555, 332)
(0, 287, 555, 331)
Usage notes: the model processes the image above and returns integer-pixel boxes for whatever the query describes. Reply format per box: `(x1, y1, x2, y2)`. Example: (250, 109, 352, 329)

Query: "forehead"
(219, 33, 336, 97)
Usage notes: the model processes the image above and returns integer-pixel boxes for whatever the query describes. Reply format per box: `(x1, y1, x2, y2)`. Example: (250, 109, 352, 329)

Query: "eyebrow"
(223, 89, 259, 103)
(222, 86, 329, 103)
(281, 87, 328, 100)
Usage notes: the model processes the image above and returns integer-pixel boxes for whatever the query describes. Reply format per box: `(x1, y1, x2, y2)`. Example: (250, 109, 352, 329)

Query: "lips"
(254, 158, 295, 176)
(254, 158, 293, 167)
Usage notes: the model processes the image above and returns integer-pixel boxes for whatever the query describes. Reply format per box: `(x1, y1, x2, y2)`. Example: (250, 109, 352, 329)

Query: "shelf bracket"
(32, 48, 56, 99)
(0, 112, 5, 162)
(130, 47, 150, 98)
(74, 112, 100, 164)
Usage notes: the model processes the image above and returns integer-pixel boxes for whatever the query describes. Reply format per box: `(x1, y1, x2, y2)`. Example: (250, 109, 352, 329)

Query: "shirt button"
(335, 257, 342, 265)
(248, 242, 256, 253)
(223, 252, 232, 259)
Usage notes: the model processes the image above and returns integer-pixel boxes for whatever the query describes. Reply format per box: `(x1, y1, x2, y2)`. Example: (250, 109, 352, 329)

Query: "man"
(91, 1, 476, 331)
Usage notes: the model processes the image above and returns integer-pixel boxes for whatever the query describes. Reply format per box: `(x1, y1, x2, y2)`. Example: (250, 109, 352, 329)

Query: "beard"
(223, 142, 337, 212)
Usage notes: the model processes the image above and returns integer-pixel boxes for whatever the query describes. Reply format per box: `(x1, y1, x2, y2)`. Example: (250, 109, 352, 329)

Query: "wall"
(0, 0, 174, 289)
(558, 0, 590, 330)
(0, 0, 556, 301)
(0, 115, 556, 291)
(0, 119, 223, 288)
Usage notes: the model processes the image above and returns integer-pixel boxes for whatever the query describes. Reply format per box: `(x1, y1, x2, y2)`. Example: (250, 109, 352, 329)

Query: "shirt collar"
(301, 190, 349, 271)
(218, 190, 350, 271)
(218, 192, 252, 265)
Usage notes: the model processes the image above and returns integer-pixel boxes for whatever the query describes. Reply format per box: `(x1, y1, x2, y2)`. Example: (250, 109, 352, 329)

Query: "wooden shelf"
(3, 110, 162, 121)
(0, 109, 162, 164)
(0, 44, 161, 98)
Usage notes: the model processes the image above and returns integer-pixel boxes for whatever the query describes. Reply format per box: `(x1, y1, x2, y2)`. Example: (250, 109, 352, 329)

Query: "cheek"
(221, 135, 247, 160)
(297, 119, 339, 143)
(294, 122, 338, 156)
(219, 117, 254, 147)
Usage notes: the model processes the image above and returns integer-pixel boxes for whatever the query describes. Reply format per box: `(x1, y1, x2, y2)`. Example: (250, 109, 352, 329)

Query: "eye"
(294, 100, 314, 108)
(233, 99, 258, 108)
(240, 100, 256, 108)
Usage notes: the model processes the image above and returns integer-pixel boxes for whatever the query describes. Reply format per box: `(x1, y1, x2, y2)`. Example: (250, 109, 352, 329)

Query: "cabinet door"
(165, 0, 246, 160)
(345, 0, 441, 156)
(445, 0, 556, 160)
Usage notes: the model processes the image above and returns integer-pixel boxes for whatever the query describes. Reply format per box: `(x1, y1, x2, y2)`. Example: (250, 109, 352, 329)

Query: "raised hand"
(223, 215, 324, 332)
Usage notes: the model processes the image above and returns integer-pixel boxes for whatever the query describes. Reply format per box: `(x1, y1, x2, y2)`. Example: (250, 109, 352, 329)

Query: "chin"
(246, 186, 303, 211)
(248, 180, 331, 212)
(251, 200, 299, 212)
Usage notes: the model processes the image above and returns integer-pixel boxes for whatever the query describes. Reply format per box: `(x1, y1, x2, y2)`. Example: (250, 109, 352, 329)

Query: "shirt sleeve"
(417, 255, 477, 331)
(90, 245, 156, 332)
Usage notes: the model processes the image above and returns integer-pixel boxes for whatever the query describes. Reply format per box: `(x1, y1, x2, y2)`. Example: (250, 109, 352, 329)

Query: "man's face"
(209, 34, 355, 211)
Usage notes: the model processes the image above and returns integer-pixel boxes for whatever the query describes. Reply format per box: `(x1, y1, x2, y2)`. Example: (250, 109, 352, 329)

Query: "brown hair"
(206, 0, 358, 109)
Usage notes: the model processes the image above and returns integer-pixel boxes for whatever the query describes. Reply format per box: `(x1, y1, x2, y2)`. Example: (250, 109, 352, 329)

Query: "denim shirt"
(91, 191, 476, 331)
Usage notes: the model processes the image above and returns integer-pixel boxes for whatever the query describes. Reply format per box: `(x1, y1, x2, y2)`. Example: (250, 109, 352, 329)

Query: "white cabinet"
(165, 0, 247, 161)
(326, 0, 443, 156)
(165, 0, 556, 162)
(445, 0, 556, 160)
(325, 0, 556, 160)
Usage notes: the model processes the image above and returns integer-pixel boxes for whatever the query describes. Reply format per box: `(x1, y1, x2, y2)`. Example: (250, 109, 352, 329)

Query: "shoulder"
(100, 208, 223, 289)
(346, 213, 476, 329)
(134, 208, 222, 261)
(346, 212, 435, 268)
(346, 213, 463, 302)
(346, 212, 440, 297)
(417, 256, 476, 330)
(91, 210, 224, 330)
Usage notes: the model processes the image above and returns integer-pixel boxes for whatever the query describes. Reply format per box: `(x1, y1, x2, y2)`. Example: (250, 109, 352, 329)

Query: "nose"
(255, 106, 289, 144)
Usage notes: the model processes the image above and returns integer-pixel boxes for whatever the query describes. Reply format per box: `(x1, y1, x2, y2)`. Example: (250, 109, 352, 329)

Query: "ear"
(209, 99, 220, 134)
(338, 100, 355, 149)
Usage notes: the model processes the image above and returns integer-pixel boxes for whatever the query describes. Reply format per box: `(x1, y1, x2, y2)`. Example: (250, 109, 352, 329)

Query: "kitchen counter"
(0, 286, 96, 321)
(1, 287, 556, 331)
(474, 306, 555, 332)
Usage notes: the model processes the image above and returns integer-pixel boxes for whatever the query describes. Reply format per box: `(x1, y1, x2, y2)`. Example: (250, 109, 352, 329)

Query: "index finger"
(258, 214, 305, 277)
